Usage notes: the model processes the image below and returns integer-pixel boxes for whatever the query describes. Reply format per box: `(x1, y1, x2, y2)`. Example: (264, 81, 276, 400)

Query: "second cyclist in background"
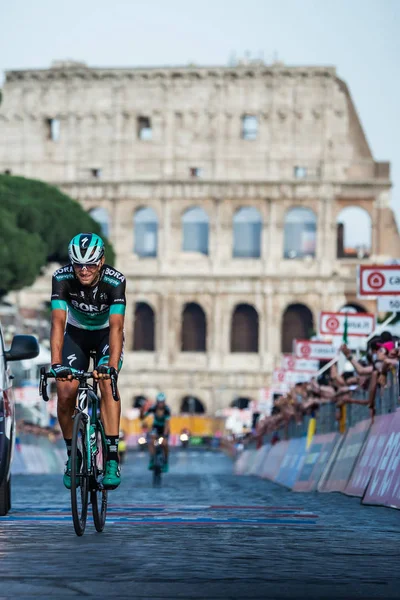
(140, 393, 171, 472)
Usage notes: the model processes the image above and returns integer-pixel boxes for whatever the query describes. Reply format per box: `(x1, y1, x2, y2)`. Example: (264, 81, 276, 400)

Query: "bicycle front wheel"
(91, 422, 108, 532)
(71, 411, 89, 536)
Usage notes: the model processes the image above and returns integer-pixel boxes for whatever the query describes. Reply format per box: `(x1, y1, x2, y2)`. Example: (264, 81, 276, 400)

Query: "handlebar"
(39, 367, 120, 402)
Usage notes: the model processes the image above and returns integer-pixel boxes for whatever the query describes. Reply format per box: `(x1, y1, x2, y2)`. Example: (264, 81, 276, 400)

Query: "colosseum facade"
(1, 60, 399, 414)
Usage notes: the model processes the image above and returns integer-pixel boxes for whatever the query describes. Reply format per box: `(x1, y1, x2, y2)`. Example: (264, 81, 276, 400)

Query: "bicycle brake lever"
(39, 367, 49, 402)
(109, 368, 119, 402)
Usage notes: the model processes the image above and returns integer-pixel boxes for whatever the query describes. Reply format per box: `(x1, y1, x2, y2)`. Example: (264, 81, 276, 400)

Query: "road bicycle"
(39, 356, 119, 536)
(152, 433, 165, 487)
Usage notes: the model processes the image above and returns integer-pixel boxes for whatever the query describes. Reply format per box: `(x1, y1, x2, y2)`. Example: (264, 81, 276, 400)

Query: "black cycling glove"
(50, 363, 72, 379)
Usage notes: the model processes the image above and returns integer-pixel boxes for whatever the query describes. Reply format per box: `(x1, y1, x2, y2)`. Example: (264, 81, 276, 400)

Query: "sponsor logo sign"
(363, 410, 400, 508)
(275, 437, 307, 489)
(294, 339, 336, 361)
(293, 433, 338, 492)
(281, 355, 319, 372)
(377, 296, 400, 312)
(260, 441, 289, 481)
(319, 312, 375, 337)
(358, 265, 400, 297)
(273, 369, 315, 387)
(319, 419, 370, 493)
(345, 414, 391, 497)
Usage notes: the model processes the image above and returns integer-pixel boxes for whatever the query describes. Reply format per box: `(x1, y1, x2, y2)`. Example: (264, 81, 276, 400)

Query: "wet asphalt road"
(0, 450, 399, 600)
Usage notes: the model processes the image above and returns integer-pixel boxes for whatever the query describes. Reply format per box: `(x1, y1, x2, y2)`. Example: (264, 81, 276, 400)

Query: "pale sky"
(1, 0, 399, 238)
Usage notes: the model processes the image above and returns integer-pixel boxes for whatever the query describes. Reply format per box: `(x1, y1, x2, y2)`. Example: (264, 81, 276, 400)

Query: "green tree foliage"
(0, 175, 115, 296)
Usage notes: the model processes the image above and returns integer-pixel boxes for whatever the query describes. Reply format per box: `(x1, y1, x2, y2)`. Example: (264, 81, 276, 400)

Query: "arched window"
(182, 207, 209, 255)
(133, 302, 155, 351)
(133, 395, 147, 408)
(231, 304, 259, 353)
(180, 396, 205, 414)
(284, 207, 317, 259)
(89, 207, 110, 238)
(281, 303, 314, 353)
(134, 207, 158, 257)
(231, 397, 251, 409)
(336, 207, 371, 259)
(340, 303, 367, 314)
(233, 207, 262, 258)
(181, 303, 206, 352)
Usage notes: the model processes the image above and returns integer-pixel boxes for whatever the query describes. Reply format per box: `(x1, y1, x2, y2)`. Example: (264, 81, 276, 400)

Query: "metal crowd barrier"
(268, 369, 399, 442)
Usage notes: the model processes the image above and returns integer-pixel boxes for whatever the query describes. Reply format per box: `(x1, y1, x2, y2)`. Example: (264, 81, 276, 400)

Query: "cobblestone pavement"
(0, 450, 399, 599)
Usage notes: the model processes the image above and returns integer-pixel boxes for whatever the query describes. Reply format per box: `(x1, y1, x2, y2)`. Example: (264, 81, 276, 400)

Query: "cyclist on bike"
(140, 393, 171, 472)
(50, 233, 126, 490)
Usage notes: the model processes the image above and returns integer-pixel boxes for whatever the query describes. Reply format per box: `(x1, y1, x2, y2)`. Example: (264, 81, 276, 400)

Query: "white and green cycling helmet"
(68, 233, 105, 265)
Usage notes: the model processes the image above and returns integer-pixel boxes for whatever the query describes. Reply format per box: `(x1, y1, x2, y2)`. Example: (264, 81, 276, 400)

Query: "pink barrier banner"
(320, 419, 371, 493)
(363, 410, 400, 508)
(260, 441, 289, 481)
(234, 450, 255, 476)
(345, 413, 392, 497)
(293, 433, 338, 492)
(248, 444, 271, 476)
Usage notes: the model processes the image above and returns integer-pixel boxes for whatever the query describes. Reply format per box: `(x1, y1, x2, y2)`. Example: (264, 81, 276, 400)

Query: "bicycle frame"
(75, 377, 106, 475)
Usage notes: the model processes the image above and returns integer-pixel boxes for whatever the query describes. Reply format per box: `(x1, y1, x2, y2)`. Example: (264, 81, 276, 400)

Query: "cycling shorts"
(150, 426, 169, 439)
(62, 324, 124, 371)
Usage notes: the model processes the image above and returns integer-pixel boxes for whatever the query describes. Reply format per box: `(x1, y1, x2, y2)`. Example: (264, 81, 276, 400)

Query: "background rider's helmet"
(156, 392, 166, 403)
(68, 233, 105, 265)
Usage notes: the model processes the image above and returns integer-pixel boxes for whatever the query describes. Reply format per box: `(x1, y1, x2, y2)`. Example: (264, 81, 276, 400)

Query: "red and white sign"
(358, 265, 400, 297)
(319, 312, 375, 337)
(294, 339, 336, 361)
(281, 354, 319, 372)
(273, 369, 315, 387)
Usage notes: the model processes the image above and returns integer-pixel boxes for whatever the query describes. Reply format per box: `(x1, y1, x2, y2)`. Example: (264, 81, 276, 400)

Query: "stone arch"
(336, 206, 371, 258)
(133, 206, 158, 257)
(232, 207, 262, 258)
(181, 302, 207, 352)
(281, 303, 314, 353)
(180, 395, 206, 414)
(182, 206, 209, 255)
(339, 303, 368, 314)
(283, 206, 317, 259)
(89, 207, 110, 238)
(231, 397, 251, 409)
(231, 304, 259, 353)
(133, 302, 155, 351)
(133, 395, 147, 408)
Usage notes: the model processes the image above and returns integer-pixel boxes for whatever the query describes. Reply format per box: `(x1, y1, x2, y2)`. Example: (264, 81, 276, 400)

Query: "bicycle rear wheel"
(91, 422, 108, 532)
(71, 411, 89, 536)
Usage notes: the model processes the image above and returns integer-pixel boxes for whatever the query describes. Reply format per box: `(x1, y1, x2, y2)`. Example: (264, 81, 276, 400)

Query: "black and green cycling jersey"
(51, 264, 126, 330)
(144, 405, 171, 432)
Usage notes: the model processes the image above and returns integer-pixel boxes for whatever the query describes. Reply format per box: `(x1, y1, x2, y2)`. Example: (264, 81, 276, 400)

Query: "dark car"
(0, 327, 39, 515)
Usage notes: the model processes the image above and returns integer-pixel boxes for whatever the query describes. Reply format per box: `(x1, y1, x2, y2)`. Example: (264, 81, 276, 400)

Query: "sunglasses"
(73, 262, 100, 271)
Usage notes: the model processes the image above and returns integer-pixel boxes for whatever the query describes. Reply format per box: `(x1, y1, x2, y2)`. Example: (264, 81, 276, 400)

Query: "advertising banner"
(275, 437, 307, 489)
(281, 354, 320, 372)
(319, 312, 375, 337)
(260, 440, 289, 481)
(294, 339, 336, 361)
(319, 419, 371, 493)
(377, 296, 400, 312)
(293, 433, 338, 492)
(363, 410, 400, 508)
(358, 265, 400, 297)
(234, 450, 255, 476)
(248, 444, 271, 476)
(273, 369, 315, 387)
(345, 414, 392, 497)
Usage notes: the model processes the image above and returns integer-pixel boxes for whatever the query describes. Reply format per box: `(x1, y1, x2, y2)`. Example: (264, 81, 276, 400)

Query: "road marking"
(0, 504, 319, 526)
